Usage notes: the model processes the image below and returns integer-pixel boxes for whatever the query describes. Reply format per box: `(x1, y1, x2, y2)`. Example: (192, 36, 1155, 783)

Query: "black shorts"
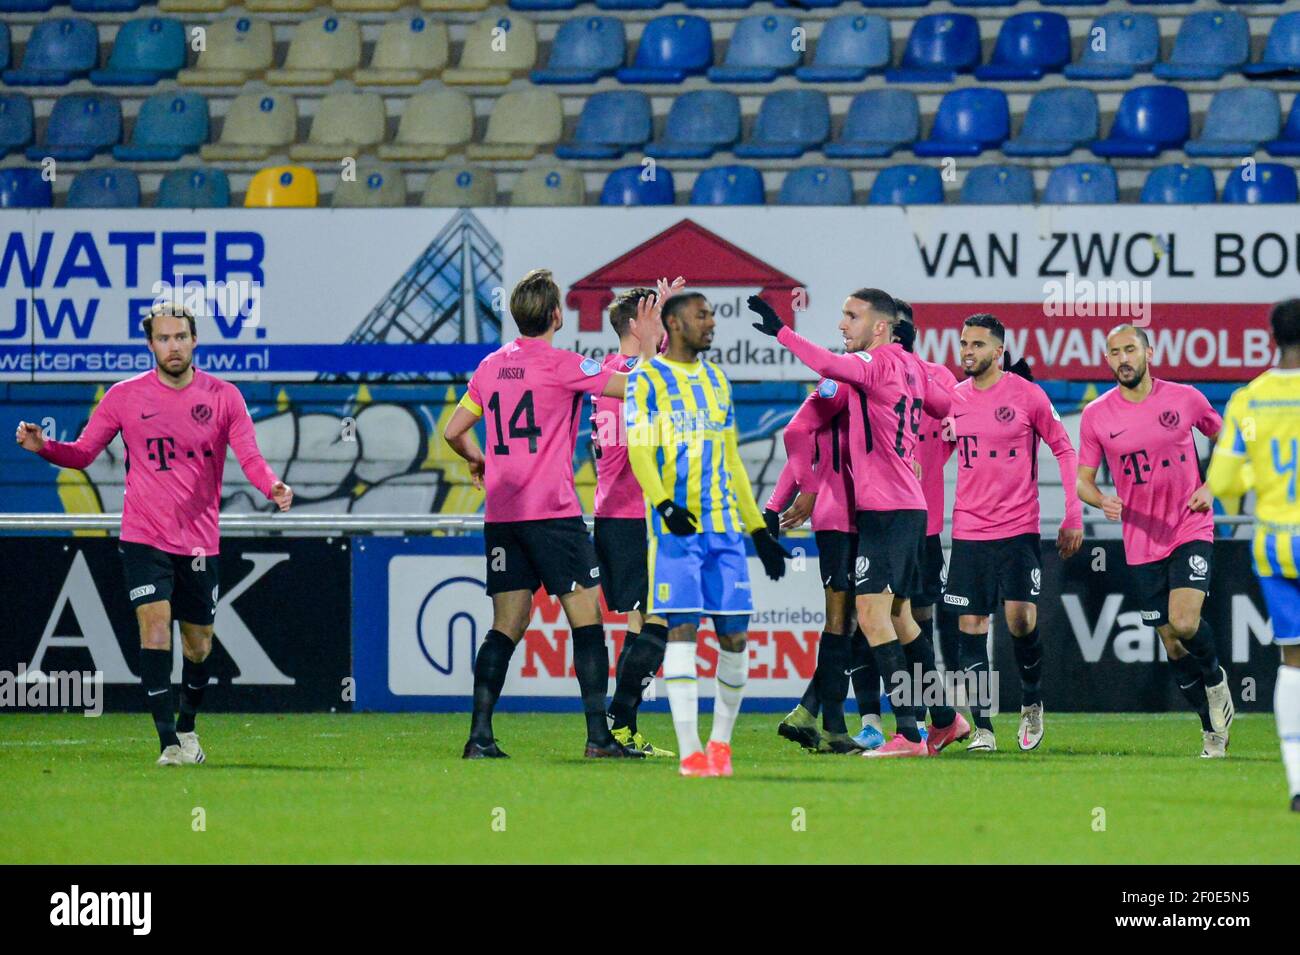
(944, 534, 1042, 616)
(912, 533, 946, 609)
(593, 516, 648, 613)
(119, 541, 220, 626)
(484, 517, 600, 597)
(854, 509, 927, 597)
(1132, 540, 1213, 628)
(815, 530, 857, 593)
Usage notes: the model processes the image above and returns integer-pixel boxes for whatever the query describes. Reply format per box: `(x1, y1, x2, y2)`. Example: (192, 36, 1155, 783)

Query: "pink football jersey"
(916, 357, 959, 537)
(765, 378, 854, 532)
(592, 351, 647, 519)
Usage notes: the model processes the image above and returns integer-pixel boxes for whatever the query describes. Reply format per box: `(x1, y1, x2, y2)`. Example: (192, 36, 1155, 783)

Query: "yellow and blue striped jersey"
(1208, 368, 1300, 578)
(625, 355, 764, 536)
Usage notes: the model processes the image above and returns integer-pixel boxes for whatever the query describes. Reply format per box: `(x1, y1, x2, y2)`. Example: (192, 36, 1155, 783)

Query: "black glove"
(763, 508, 781, 540)
(656, 499, 699, 536)
(1004, 353, 1035, 382)
(752, 528, 791, 581)
(747, 295, 783, 337)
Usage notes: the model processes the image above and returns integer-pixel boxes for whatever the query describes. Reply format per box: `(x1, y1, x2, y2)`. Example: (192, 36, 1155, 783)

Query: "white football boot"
(1200, 731, 1228, 759)
(1018, 703, 1045, 751)
(966, 728, 997, 752)
(1204, 668, 1235, 735)
(156, 745, 184, 767)
(177, 731, 206, 764)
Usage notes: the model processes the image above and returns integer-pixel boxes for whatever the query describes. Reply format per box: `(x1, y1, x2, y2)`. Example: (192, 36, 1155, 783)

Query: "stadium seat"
(645, 90, 740, 159)
(114, 91, 209, 161)
(90, 17, 186, 85)
(423, 167, 498, 206)
(1185, 88, 1280, 157)
(467, 89, 563, 160)
(27, 93, 121, 161)
(1064, 13, 1158, 80)
(691, 165, 765, 204)
(596, 0, 665, 9)
(777, 165, 853, 205)
(686, 0, 754, 8)
(1244, 12, 1300, 78)
(974, 12, 1070, 81)
(511, 0, 576, 10)
(73, 0, 148, 13)
(1140, 164, 1216, 204)
(868, 164, 943, 204)
(512, 166, 586, 205)
(0, 168, 51, 207)
(336, 0, 402, 9)
(0, 25, 8, 72)
(795, 14, 890, 82)
(886, 14, 980, 83)
(960, 164, 1035, 204)
(1222, 162, 1298, 203)
(67, 168, 141, 208)
(531, 16, 625, 84)
(422, 0, 490, 10)
(617, 15, 712, 83)
(707, 14, 801, 82)
(354, 16, 448, 85)
(860, 0, 930, 8)
(1043, 162, 1117, 203)
(155, 167, 231, 207)
(0, 94, 34, 157)
(775, 0, 844, 7)
(379, 90, 473, 161)
(442, 14, 537, 84)
(734, 90, 829, 158)
(332, 165, 407, 207)
(201, 92, 297, 161)
(4, 19, 97, 86)
(556, 90, 651, 160)
(825, 89, 918, 158)
(1092, 86, 1189, 158)
(1003, 87, 1098, 157)
(244, 165, 318, 207)
(246, 0, 317, 11)
(178, 18, 274, 86)
(160, 0, 234, 12)
(0, 0, 56, 10)
(600, 165, 675, 204)
(290, 92, 386, 161)
(266, 15, 361, 85)
(913, 88, 1009, 156)
(1266, 98, 1300, 156)
(1154, 11, 1248, 81)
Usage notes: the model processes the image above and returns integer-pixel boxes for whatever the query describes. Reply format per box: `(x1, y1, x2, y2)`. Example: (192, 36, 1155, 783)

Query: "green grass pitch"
(1, 712, 1297, 864)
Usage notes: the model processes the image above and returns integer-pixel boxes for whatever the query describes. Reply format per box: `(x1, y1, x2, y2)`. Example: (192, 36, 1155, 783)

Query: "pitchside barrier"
(0, 514, 1280, 715)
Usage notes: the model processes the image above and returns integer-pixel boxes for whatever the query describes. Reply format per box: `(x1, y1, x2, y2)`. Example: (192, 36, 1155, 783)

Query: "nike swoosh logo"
(844, 666, 866, 677)
(1109, 430, 1126, 438)
(147, 688, 168, 696)
(141, 412, 160, 420)
(953, 413, 970, 419)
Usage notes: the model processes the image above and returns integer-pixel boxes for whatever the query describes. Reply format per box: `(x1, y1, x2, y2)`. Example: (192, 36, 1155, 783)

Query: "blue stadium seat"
(795, 14, 890, 82)
(974, 12, 1070, 81)
(0, 24, 9, 72)
(617, 15, 712, 83)
(0, 0, 54, 10)
(511, 0, 578, 10)
(156, 168, 232, 208)
(1040, 0, 1100, 5)
(825, 89, 918, 158)
(1266, 98, 1300, 156)
(0, 93, 33, 157)
(950, 0, 1016, 6)
(596, 0, 665, 9)
(778, 166, 853, 204)
(886, 14, 980, 83)
(27, 93, 122, 161)
(0, 168, 51, 207)
(691, 165, 765, 204)
(1243, 12, 1300, 78)
(1043, 163, 1118, 203)
(685, 0, 754, 8)
(1091, 86, 1189, 158)
(960, 164, 1035, 204)
(67, 168, 141, 208)
(645, 90, 739, 158)
(868, 164, 943, 204)
(90, 18, 186, 86)
(531, 16, 625, 83)
(735, 90, 829, 158)
(4, 19, 98, 86)
(774, 0, 841, 8)
(1153, 11, 1248, 81)
(1064, 13, 1157, 80)
(114, 91, 209, 161)
(913, 88, 1008, 156)
(708, 14, 801, 82)
(861, 0, 931, 7)
(1140, 164, 1216, 204)
(556, 90, 650, 159)
(601, 165, 676, 204)
(1223, 162, 1298, 203)
(1003, 88, 1097, 157)
(71, 0, 146, 11)
(1185, 88, 1280, 157)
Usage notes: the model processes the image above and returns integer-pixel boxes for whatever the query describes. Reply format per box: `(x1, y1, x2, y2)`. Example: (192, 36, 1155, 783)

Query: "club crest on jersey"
(1159, 409, 1180, 430)
(818, 380, 839, 399)
(995, 406, 1015, 423)
(1189, 554, 1209, 576)
(191, 403, 212, 424)
(580, 357, 602, 376)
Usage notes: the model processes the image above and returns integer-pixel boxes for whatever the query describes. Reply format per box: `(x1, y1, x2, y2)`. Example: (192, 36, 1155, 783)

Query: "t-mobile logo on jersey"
(144, 436, 176, 471)
(1118, 449, 1152, 486)
(955, 435, 979, 469)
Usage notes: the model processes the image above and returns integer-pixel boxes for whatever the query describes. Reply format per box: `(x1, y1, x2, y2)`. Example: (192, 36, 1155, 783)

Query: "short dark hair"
(848, 288, 898, 324)
(963, 313, 1005, 343)
(1107, 323, 1151, 349)
(1270, 298, 1300, 349)
(609, 287, 655, 339)
(142, 303, 196, 340)
(510, 268, 562, 337)
(661, 292, 705, 327)
(892, 297, 913, 325)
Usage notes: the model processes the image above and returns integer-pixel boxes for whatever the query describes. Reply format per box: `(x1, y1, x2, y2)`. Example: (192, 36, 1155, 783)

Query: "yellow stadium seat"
(421, 0, 489, 11)
(178, 17, 273, 86)
(466, 89, 561, 161)
(422, 167, 497, 206)
(354, 16, 448, 86)
(246, 0, 318, 12)
(332, 165, 408, 207)
(335, 0, 402, 10)
(441, 11, 536, 85)
(511, 166, 585, 206)
(160, 0, 232, 13)
(289, 93, 386, 162)
(201, 92, 298, 162)
(244, 165, 318, 207)
(266, 15, 361, 86)
(378, 90, 472, 162)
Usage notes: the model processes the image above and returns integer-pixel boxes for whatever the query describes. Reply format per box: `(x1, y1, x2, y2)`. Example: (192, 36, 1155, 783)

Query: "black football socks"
(615, 630, 637, 682)
(140, 647, 179, 752)
(814, 631, 850, 734)
(850, 627, 881, 716)
(872, 640, 920, 743)
(608, 622, 667, 733)
(903, 630, 955, 729)
(959, 633, 995, 732)
(470, 630, 516, 744)
(176, 653, 210, 735)
(1170, 652, 1213, 732)
(572, 624, 615, 745)
(1012, 626, 1044, 707)
(1181, 621, 1224, 688)
(937, 610, 962, 676)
